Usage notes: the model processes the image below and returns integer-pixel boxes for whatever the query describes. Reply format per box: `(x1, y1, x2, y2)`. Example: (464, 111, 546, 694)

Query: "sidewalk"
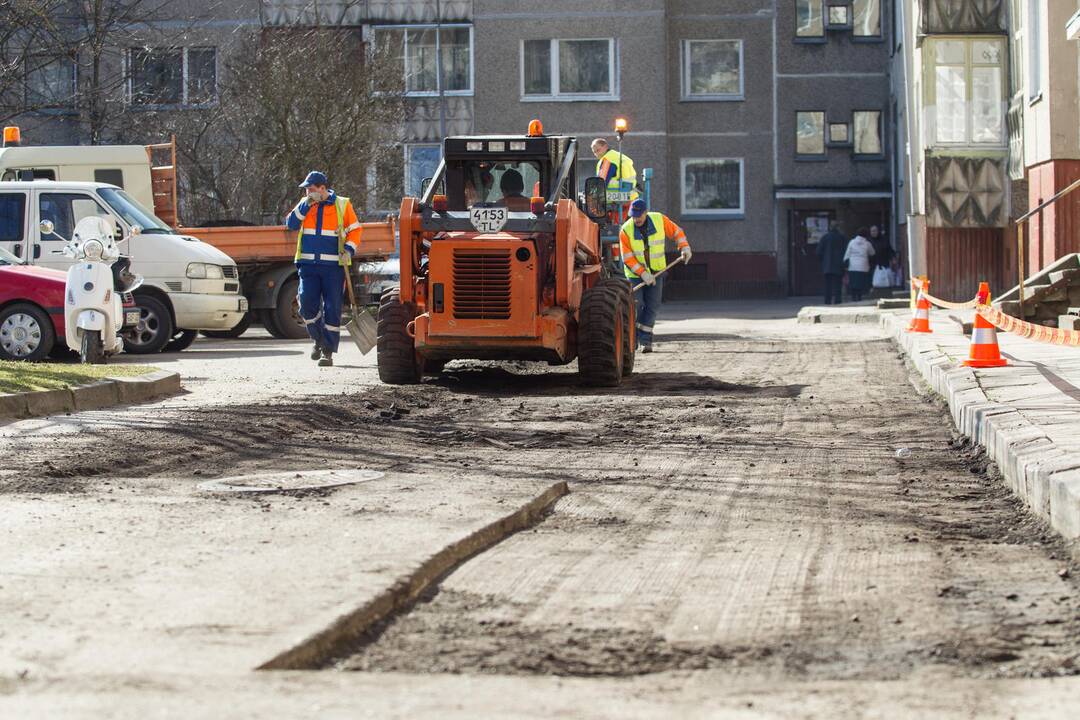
(884, 308, 1080, 544)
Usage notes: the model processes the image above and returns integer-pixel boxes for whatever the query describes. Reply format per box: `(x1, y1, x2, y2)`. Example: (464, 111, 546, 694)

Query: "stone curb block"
(882, 312, 1080, 541)
(0, 370, 181, 421)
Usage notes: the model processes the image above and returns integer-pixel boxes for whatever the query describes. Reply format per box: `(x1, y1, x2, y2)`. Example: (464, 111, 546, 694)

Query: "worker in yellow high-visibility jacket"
(591, 138, 638, 201)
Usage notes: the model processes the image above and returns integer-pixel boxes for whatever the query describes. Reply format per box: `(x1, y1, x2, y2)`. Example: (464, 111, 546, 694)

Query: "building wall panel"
(925, 226, 1006, 301)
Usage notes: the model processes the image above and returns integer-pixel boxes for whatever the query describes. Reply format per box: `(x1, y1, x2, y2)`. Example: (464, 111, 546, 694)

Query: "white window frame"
(519, 38, 619, 102)
(125, 46, 218, 109)
(376, 23, 475, 98)
(680, 39, 744, 102)
(404, 143, 442, 197)
(679, 157, 745, 218)
(925, 36, 1006, 149)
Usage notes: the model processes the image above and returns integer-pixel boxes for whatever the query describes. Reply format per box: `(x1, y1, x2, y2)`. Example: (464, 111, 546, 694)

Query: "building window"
(375, 25, 473, 96)
(828, 122, 850, 145)
(852, 0, 881, 38)
(853, 110, 883, 155)
(521, 38, 617, 100)
(681, 40, 743, 100)
(128, 47, 217, 107)
(680, 158, 744, 217)
(796, 112, 826, 156)
(25, 56, 76, 110)
(828, 5, 850, 27)
(405, 144, 441, 197)
(797, 0, 825, 38)
(927, 38, 1005, 146)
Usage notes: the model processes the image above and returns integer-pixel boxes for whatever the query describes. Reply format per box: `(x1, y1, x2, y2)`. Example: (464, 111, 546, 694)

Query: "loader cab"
(434, 135, 578, 211)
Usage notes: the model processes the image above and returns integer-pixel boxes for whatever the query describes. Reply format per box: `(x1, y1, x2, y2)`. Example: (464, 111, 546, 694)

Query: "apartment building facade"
(9, 0, 896, 297)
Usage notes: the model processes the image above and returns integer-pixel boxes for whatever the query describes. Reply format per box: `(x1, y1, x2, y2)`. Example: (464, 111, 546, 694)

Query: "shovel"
(344, 269, 377, 354)
(632, 256, 685, 293)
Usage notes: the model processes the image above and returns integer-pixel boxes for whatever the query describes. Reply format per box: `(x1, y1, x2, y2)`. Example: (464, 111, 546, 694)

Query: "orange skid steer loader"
(377, 124, 635, 386)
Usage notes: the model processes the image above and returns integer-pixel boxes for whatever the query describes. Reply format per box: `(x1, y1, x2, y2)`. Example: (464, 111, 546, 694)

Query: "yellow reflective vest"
(596, 149, 637, 191)
(620, 212, 669, 279)
(294, 195, 354, 267)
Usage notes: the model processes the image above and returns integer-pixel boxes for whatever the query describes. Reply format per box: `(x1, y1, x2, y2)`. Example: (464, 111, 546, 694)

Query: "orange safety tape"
(977, 305, 1080, 347)
(910, 278, 979, 310)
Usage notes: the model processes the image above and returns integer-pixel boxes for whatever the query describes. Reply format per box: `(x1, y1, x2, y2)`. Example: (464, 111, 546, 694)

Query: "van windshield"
(98, 187, 174, 235)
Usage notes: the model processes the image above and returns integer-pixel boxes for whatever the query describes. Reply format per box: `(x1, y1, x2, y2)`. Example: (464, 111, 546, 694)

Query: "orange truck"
(145, 141, 396, 339)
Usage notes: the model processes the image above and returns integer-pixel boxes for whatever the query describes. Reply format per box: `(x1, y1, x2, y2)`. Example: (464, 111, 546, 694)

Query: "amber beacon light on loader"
(377, 120, 636, 386)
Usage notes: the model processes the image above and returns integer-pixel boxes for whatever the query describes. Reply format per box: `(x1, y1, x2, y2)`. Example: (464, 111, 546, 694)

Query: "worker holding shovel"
(620, 199, 692, 353)
(286, 171, 363, 367)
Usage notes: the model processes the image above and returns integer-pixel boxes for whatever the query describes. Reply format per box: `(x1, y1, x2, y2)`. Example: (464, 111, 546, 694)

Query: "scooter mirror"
(39, 219, 55, 236)
(130, 225, 142, 236)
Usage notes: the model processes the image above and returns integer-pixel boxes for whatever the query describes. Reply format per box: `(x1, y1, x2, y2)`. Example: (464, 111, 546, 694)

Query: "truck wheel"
(202, 311, 252, 339)
(0, 303, 55, 362)
(599, 278, 635, 377)
(164, 329, 198, 353)
(270, 278, 308, 340)
(577, 286, 624, 387)
(80, 329, 106, 365)
(377, 288, 422, 384)
(123, 294, 173, 354)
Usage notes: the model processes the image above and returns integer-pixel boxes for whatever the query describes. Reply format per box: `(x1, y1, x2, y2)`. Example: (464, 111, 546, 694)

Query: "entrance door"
(790, 209, 834, 297)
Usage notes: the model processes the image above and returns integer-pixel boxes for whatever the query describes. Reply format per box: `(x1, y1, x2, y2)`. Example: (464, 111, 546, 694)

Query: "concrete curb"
(797, 307, 882, 325)
(257, 480, 571, 671)
(0, 369, 181, 421)
(884, 313, 1080, 542)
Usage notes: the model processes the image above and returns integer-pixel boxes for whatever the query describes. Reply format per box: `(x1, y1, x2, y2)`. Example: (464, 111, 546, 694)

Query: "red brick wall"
(1027, 160, 1080, 273)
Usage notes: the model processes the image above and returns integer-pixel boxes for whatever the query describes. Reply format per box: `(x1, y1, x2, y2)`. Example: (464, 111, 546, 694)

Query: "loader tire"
(577, 285, 624, 387)
(598, 278, 635, 377)
(377, 288, 422, 385)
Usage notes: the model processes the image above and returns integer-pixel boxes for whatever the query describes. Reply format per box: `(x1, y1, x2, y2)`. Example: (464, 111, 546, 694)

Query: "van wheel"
(202, 311, 252, 339)
(577, 286, 624, 387)
(0, 303, 55, 362)
(164, 329, 198, 353)
(270, 278, 308, 340)
(123, 295, 173, 354)
(377, 288, 422, 384)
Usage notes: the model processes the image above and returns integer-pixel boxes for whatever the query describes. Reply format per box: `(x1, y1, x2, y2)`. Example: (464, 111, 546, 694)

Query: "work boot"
(642, 344, 653, 354)
(310, 343, 322, 361)
(318, 349, 334, 367)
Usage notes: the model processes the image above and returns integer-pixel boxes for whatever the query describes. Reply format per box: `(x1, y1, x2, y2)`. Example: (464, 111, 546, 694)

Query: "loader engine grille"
(452, 250, 512, 320)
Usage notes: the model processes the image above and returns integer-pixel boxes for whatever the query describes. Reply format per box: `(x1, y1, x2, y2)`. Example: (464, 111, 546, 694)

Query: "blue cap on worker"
(629, 199, 647, 217)
(299, 171, 328, 188)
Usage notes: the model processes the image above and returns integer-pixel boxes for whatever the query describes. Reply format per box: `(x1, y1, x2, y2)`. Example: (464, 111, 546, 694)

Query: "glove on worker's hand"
(680, 246, 693, 264)
(339, 251, 352, 265)
(640, 270, 656, 286)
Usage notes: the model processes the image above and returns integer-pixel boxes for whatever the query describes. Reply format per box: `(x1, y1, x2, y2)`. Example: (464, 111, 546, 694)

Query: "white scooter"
(39, 217, 143, 364)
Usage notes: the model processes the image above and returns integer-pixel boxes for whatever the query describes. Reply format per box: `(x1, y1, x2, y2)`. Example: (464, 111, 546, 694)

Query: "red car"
(0, 245, 66, 361)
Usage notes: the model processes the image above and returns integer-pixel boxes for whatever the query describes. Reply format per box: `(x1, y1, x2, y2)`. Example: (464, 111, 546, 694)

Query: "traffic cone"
(964, 283, 1008, 368)
(907, 281, 932, 333)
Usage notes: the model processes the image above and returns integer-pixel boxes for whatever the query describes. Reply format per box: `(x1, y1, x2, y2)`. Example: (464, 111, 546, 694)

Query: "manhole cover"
(196, 469, 384, 494)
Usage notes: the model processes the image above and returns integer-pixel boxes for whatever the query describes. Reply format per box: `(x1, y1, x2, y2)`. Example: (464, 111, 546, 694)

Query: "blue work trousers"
(297, 263, 344, 353)
(628, 275, 664, 347)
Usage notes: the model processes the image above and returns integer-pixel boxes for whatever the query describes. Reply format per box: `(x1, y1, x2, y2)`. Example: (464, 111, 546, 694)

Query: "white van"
(0, 181, 247, 353)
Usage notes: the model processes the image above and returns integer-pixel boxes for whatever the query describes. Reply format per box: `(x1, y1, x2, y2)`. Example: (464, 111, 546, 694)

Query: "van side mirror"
(38, 219, 55, 236)
(420, 177, 433, 196)
(583, 177, 608, 220)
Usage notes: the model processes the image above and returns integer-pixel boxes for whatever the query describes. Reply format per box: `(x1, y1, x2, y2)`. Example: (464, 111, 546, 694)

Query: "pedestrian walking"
(869, 225, 894, 290)
(284, 170, 362, 367)
(620, 199, 691, 353)
(815, 221, 847, 305)
(843, 227, 876, 302)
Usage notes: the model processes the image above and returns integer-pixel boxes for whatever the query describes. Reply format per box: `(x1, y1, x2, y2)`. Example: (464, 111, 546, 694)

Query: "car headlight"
(83, 239, 104, 261)
(187, 262, 206, 279)
(204, 264, 224, 279)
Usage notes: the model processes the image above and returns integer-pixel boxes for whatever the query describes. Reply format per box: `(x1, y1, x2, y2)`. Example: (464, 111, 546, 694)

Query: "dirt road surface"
(3, 302, 1080, 716)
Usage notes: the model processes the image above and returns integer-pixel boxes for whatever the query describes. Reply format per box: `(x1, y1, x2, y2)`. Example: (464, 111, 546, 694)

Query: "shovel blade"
(347, 307, 377, 355)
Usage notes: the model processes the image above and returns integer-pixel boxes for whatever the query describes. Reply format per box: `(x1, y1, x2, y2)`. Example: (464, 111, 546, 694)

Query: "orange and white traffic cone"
(907, 281, 932, 333)
(964, 282, 1008, 368)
